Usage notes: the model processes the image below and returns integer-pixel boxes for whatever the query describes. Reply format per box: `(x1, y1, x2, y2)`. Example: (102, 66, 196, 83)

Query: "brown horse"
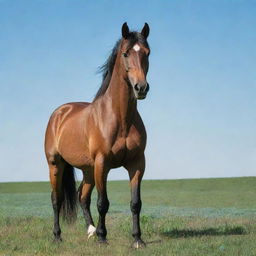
(44, 22, 150, 248)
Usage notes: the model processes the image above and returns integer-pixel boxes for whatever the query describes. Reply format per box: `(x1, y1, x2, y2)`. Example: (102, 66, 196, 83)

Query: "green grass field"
(1, 177, 256, 256)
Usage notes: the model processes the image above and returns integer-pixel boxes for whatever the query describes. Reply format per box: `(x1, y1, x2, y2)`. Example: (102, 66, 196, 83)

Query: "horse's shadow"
(161, 226, 247, 238)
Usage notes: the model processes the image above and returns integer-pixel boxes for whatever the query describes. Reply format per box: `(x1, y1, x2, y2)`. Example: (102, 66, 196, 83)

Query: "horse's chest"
(110, 135, 141, 164)
(111, 138, 127, 158)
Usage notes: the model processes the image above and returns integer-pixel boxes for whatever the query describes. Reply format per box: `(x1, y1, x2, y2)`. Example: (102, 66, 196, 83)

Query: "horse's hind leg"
(49, 160, 64, 241)
(78, 168, 96, 239)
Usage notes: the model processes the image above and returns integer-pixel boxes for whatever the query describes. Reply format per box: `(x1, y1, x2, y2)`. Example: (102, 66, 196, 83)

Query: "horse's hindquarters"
(45, 102, 92, 168)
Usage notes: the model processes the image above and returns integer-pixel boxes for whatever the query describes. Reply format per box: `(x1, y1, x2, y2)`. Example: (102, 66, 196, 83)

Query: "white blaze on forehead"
(133, 44, 140, 52)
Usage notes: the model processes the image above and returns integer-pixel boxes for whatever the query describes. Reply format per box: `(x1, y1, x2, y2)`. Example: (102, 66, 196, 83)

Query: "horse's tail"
(61, 163, 77, 223)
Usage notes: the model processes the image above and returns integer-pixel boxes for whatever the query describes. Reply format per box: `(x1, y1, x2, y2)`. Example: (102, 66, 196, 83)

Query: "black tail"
(61, 163, 77, 223)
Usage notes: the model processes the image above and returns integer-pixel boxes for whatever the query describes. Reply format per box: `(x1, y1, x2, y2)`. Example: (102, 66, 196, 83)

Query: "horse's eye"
(123, 52, 128, 58)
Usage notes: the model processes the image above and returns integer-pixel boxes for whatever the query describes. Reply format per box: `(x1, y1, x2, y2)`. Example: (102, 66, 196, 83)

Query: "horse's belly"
(61, 150, 94, 169)
(57, 132, 94, 168)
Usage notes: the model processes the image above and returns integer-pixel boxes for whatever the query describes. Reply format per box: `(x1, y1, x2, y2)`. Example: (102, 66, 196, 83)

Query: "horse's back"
(53, 102, 90, 116)
(46, 101, 90, 134)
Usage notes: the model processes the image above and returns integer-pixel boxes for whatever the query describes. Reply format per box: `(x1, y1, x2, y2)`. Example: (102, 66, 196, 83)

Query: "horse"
(44, 22, 150, 248)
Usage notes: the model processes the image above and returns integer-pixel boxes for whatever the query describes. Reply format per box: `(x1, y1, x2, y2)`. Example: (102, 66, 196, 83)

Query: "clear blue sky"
(0, 0, 255, 182)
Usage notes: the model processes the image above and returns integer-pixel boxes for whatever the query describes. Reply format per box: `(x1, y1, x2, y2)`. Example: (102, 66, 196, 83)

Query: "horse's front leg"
(125, 154, 146, 248)
(94, 154, 109, 243)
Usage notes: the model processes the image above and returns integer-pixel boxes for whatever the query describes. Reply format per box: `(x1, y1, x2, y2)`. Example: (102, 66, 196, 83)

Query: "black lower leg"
(51, 191, 62, 241)
(80, 196, 94, 227)
(96, 193, 109, 242)
(130, 183, 145, 248)
(131, 196, 142, 241)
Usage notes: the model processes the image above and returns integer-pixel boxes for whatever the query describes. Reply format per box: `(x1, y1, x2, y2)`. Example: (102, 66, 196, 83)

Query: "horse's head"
(120, 23, 150, 100)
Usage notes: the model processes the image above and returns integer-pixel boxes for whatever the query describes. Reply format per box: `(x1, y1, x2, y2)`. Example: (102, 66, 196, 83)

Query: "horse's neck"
(104, 65, 137, 136)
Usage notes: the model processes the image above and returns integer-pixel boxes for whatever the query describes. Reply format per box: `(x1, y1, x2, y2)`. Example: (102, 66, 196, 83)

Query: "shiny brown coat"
(45, 22, 150, 247)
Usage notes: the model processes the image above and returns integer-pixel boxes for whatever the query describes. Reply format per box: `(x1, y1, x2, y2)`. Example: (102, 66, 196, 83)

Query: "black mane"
(93, 32, 149, 101)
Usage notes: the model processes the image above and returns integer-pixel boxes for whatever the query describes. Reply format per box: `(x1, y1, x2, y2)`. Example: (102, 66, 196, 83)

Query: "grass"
(0, 177, 256, 255)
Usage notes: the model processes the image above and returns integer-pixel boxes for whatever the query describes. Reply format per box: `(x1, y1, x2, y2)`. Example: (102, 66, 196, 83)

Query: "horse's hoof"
(98, 237, 108, 246)
(53, 237, 62, 243)
(132, 239, 146, 249)
(87, 225, 96, 239)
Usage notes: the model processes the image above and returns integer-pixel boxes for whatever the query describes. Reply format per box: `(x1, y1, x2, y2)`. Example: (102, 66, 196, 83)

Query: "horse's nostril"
(134, 84, 139, 91)
(134, 83, 148, 93)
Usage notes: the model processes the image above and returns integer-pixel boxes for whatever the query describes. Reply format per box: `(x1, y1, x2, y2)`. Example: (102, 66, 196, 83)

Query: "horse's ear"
(122, 22, 130, 39)
(141, 23, 150, 39)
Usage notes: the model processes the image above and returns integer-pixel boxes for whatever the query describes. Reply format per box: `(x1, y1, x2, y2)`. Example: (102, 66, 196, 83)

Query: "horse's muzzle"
(133, 82, 149, 100)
